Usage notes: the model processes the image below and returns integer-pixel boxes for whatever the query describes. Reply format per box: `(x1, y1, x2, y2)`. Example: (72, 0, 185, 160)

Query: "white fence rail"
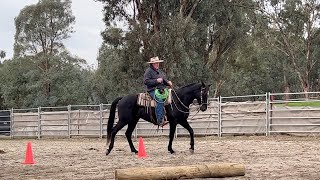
(1, 92, 320, 138)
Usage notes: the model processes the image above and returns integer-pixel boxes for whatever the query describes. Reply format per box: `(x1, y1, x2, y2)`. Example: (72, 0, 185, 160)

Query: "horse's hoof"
(189, 148, 194, 154)
(169, 150, 175, 154)
(106, 150, 110, 156)
(133, 150, 138, 154)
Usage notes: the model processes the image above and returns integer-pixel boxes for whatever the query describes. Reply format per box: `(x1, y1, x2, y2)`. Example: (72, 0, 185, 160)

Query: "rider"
(144, 56, 173, 126)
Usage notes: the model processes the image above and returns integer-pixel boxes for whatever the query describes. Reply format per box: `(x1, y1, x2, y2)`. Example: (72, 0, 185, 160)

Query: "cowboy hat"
(147, 56, 164, 63)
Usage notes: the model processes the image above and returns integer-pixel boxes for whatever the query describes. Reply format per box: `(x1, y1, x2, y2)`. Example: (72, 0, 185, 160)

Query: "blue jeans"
(149, 91, 164, 124)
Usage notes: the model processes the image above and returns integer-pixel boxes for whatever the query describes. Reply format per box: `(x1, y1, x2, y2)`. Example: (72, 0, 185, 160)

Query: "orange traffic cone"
(22, 142, 35, 164)
(138, 137, 147, 158)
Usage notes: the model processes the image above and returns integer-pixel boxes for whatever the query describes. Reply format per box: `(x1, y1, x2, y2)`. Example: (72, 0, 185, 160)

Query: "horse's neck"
(175, 88, 196, 107)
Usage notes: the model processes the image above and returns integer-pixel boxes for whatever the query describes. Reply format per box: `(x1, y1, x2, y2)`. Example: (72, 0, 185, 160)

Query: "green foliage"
(257, 0, 320, 92)
(276, 101, 320, 107)
(4, 0, 320, 109)
(95, 0, 320, 99)
(14, 0, 75, 56)
(0, 0, 94, 109)
(0, 57, 34, 108)
(0, 50, 6, 59)
(95, 0, 256, 99)
(0, 52, 94, 108)
(47, 52, 94, 106)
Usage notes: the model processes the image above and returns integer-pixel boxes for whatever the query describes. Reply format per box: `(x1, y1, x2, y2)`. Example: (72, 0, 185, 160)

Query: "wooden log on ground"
(115, 163, 245, 180)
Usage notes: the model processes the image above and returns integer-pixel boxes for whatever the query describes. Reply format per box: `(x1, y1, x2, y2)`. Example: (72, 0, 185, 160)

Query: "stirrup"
(159, 120, 169, 127)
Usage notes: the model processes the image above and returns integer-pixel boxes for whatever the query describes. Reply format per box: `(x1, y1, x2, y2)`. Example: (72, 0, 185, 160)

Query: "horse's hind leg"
(106, 121, 127, 155)
(179, 120, 195, 153)
(125, 118, 139, 154)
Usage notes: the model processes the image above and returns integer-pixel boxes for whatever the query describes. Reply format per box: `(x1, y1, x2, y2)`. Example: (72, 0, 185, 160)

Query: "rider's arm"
(164, 80, 173, 87)
(163, 79, 169, 86)
(160, 71, 172, 87)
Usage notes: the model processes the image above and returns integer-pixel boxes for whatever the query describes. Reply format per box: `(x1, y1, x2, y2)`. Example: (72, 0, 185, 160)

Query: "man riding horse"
(144, 56, 173, 126)
(105, 56, 211, 155)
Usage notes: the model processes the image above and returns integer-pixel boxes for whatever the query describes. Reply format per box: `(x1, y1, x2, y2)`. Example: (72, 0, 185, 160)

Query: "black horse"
(106, 82, 211, 155)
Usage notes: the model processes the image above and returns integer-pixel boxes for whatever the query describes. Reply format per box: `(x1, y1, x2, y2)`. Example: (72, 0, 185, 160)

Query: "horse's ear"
(201, 81, 205, 87)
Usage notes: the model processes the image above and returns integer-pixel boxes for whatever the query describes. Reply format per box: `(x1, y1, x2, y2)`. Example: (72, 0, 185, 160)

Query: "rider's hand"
(157, 78, 163, 83)
(167, 81, 173, 87)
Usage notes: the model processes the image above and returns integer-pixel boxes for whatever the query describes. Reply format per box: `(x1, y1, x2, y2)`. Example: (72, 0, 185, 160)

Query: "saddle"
(137, 89, 172, 107)
(137, 89, 171, 127)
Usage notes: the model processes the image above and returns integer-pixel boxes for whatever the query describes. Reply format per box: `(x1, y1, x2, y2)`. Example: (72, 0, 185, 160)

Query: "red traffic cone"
(138, 137, 147, 158)
(22, 142, 35, 164)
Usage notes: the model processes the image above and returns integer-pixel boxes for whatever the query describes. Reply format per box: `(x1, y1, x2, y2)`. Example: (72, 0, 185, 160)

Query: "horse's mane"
(176, 83, 200, 93)
(180, 83, 197, 88)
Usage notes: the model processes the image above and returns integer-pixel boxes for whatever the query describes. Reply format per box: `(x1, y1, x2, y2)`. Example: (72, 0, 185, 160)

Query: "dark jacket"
(144, 66, 169, 92)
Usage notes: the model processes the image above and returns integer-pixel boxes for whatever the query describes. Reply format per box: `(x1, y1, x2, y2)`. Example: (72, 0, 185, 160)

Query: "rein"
(170, 87, 208, 116)
(171, 89, 190, 113)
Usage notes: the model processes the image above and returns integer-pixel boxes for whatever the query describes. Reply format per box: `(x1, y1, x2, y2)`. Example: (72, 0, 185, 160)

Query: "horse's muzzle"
(200, 105, 207, 111)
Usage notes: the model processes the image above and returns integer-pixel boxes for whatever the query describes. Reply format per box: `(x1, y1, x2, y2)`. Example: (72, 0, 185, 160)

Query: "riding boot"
(160, 119, 169, 127)
(158, 115, 169, 127)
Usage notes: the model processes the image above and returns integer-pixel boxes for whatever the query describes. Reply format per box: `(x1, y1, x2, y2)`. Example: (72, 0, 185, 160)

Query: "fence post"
(268, 92, 272, 136)
(218, 96, 222, 137)
(265, 92, 269, 136)
(175, 126, 178, 138)
(38, 107, 41, 139)
(99, 104, 103, 138)
(10, 108, 13, 139)
(134, 123, 137, 138)
(68, 105, 71, 138)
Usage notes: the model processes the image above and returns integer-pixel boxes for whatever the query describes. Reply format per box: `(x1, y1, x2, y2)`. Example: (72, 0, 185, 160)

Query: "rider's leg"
(150, 91, 164, 125)
(156, 99, 164, 124)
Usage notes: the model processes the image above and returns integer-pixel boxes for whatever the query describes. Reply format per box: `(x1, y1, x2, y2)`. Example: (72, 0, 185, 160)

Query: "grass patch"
(275, 101, 320, 107)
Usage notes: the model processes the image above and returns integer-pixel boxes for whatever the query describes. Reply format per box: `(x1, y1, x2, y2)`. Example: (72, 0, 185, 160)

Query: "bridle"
(199, 87, 208, 106)
(171, 86, 208, 114)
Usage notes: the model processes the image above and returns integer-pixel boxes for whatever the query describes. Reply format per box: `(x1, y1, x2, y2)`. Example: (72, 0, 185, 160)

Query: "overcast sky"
(0, 0, 105, 68)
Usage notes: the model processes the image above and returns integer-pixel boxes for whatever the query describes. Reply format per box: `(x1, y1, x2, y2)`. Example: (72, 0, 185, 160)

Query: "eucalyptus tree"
(96, 0, 256, 99)
(0, 56, 35, 108)
(188, 0, 257, 96)
(0, 52, 93, 108)
(95, 0, 204, 101)
(0, 50, 6, 108)
(14, 0, 75, 101)
(256, 0, 320, 93)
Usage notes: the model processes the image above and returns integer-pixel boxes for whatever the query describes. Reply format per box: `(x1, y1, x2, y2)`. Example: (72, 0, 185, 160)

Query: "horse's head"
(196, 81, 211, 111)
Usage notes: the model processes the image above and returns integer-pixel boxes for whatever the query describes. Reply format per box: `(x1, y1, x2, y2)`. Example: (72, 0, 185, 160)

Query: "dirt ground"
(0, 135, 320, 180)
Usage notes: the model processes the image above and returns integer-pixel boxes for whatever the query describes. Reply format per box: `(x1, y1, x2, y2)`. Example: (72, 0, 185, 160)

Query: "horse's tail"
(107, 97, 123, 144)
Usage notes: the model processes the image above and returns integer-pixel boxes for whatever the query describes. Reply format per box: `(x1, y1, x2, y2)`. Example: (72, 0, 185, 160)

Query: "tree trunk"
(302, 80, 310, 99)
(179, 0, 188, 17)
(151, 0, 160, 41)
(214, 79, 224, 98)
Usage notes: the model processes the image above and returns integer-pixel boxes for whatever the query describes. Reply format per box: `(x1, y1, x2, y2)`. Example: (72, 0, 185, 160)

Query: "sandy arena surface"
(1, 135, 320, 180)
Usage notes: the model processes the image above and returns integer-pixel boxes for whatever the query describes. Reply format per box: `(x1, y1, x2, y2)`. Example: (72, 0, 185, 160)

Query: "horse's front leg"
(168, 122, 177, 154)
(179, 120, 194, 153)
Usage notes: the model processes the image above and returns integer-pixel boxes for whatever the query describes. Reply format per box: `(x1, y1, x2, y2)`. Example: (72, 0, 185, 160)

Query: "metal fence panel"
(177, 98, 219, 137)
(220, 94, 268, 136)
(269, 92, 320, 135)
(11, 108, 39, 137)
(40, 106, 69, 137)
(3, 92, 320, 139)
(0, 110, 11, 136)
(69, 105, 101, 137)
